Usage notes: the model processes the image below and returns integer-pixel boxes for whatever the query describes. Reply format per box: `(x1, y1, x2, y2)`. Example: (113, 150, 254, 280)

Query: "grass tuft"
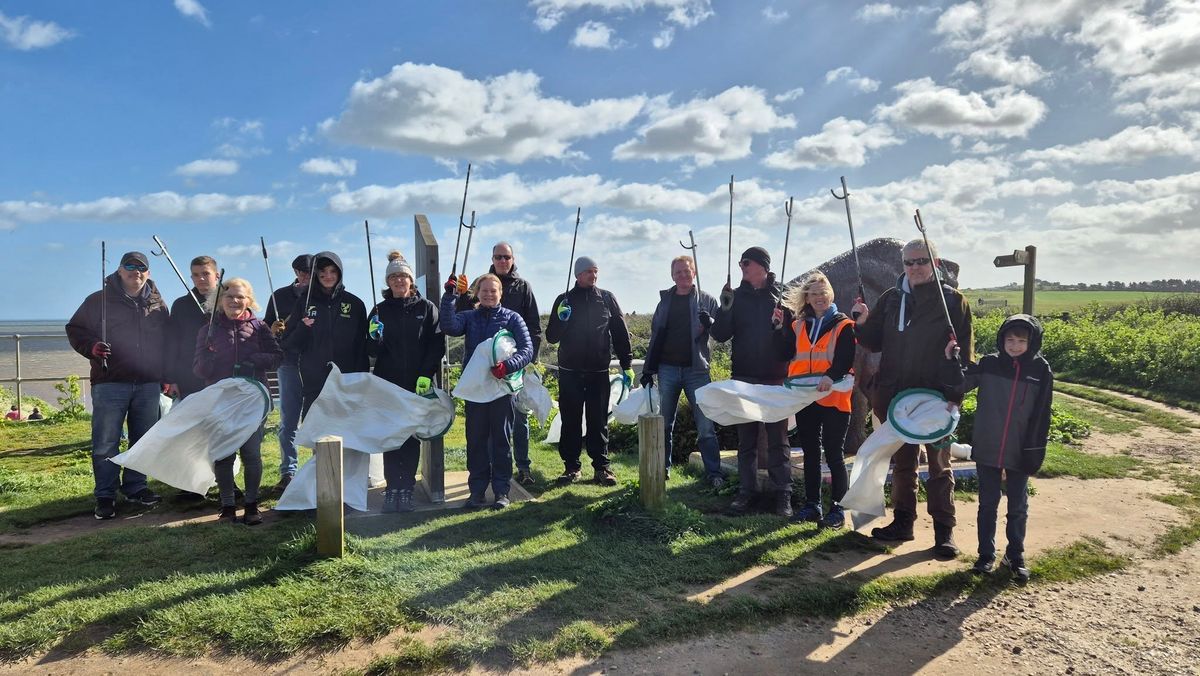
(1038, 441, 1141, 480)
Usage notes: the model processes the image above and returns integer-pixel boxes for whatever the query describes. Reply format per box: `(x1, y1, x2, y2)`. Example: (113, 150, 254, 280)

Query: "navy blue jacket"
(440, 292, 534, 374)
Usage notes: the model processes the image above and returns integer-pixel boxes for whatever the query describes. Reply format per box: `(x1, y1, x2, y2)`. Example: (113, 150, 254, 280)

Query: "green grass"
(1059, 374, 1200, 415)
(1055, 381, 1198, 433)
(1029, 537, 1129, 582)
(961, 289, 1199, 315)
(1152, 472, 1200, 557)
(1054, 398, 1140, 436)
(1038, 441, 1142, 480)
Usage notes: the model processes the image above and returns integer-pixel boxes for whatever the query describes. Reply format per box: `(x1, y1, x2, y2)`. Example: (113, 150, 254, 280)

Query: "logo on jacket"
(306, 305, 317, 318)
(341, 302, 351, 316)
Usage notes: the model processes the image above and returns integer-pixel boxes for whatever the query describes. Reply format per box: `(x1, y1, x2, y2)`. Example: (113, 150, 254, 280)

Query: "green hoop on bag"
(887, 388, 958, 442)
(782, 374, 850, 390)
(490, 329, 526, 394)
(415, 390, 456, 440)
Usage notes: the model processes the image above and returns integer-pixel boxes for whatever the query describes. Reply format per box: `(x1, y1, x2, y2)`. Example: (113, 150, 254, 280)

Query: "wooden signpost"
(314, 435, 344, 558)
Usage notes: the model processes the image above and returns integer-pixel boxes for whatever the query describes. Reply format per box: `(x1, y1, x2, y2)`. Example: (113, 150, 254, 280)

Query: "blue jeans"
(657, 364, 721, 478)
(276, 362, 302, 478)
(91, 382, 159, 500)
(978, 465, 1029, 564)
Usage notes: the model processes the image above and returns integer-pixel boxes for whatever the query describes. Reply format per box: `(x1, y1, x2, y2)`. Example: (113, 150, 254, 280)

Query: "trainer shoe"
(242, 502, 263, 526)
(381, 488, 400, 514)
(463, 493, 488, 510)
(396, 489, 415, 513)
(726, 492, 754, 516)
(516, 469, 535, 486)
(218, 505, 238, 524)
(822, 504, 846, 529)
(793, 502, 823, 524)
(556, 469, 580, 485)
(493, 494, 511, 510)
(94, 498, 116, 520)
(972, 556, 997, 574)
(710, 475, 726, 490)
(871, 510, 915, 541)
(1002, 555, 1030, 584)
(594, 468, 618, 486)
(128, 488, 162, 506)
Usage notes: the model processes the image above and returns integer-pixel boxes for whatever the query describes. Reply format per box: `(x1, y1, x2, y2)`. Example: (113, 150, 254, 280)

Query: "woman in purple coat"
(194, 278, 282, 525)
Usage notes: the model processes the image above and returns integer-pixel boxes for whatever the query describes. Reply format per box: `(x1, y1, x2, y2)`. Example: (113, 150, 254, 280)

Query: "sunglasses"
(122, 263, 148, 272)
(738, 259, 754, 268)
(492, 255, 512, 260)
(902, 257, 932, 267)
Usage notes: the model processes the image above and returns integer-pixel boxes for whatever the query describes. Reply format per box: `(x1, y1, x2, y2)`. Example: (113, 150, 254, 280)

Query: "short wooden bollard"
(315, 435, 345, 558)
(638, 413, 666, 510)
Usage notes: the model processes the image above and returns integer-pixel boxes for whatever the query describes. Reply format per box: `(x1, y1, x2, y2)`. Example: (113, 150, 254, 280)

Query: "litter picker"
(100, 241, 108, 372)
(565, 207, 581, 295)
(913, 209, 959, 360)
(831, 176, 867, 319)
(679, 230, 700, 296)
(150, 235, 204, 312)
(449, 163, 472, 277)
(364, 221, 378, 305)
(205, 268, 226, 346)
(726, 175, 734, 289)
(259, 237, 278, 321)
(461, 210, 477, 275)
(777, 196, 794, 312)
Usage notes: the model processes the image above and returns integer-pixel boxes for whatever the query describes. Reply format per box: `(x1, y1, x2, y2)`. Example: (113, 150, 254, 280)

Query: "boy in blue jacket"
(947, 314, 1053, 583)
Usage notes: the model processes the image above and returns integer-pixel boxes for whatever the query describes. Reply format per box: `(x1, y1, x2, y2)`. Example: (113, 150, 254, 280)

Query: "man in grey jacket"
(641, 255, 723, 487)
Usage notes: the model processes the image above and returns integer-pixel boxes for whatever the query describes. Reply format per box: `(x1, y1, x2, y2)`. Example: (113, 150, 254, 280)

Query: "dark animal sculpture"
(790, 237, 961, 453)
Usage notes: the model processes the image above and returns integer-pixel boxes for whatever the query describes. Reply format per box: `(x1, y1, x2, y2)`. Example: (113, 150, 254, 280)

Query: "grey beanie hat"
(574, 256, 598, 277)
(385, 251, 413, 282)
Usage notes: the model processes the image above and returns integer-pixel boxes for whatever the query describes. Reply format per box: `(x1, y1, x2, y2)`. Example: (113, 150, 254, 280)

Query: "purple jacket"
(193, 311, 282, 387)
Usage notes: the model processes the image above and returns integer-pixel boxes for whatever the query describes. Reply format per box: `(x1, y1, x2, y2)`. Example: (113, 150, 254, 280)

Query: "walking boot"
(726, 492, 754, 516)
(871, 510, 915, 541)
(774, 491, 794, 518)
(933, 522, 959, 559)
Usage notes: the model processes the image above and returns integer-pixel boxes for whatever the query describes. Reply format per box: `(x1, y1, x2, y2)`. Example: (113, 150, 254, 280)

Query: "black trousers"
(383, 437, 421, 491)
(558, 369, 612, 472)
(794, 402, 850, 506)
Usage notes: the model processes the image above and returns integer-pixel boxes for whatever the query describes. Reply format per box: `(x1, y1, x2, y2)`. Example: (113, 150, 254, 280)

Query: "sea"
(0, 320, 94, 411)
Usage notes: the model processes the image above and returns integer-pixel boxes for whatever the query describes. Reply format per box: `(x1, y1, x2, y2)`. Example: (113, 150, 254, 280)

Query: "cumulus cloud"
(651, 26, 675, 48)
(763, 118, 903, 170)
(174, 159, 239, 177)
(571, 20, 620, 49)
(1019, 125, 1199, 166)
(300, 157, 358, 177)
(855, 3, 936, 23)
(0, 192, 274, 224)
(773, 87, 805, 103)
(529, 0, 713, 31)
(954, 45, 1047, 86)
(874, 78, 1046, 138)
(824, 66, 881, 93)
(174, 0, 211, 27)
(0, 11, 75, 50)
(320, 63, 645, 164)
(612, 86, 795, 166)
(762, 6, 789, 23)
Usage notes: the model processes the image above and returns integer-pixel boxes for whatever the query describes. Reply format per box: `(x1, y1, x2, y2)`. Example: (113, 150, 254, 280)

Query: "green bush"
(52, 375, 88, 421)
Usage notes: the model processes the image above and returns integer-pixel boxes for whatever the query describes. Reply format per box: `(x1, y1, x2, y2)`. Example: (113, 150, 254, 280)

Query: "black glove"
(698, 311, 713, 330)
(640, 371, 655, 388)
(719, 284, 734, 312)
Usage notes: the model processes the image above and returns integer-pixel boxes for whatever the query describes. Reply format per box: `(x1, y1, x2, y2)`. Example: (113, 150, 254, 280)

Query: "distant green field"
(961, 289, 1200, 314)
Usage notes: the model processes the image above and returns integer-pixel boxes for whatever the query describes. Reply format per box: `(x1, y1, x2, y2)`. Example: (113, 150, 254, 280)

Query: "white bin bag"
(841, 388, 961, 530)
(453, 330, 525, 403)
(276, 447, 374, 512)
(695, 375, 855, 427)
(514, 370, 553, 425)
(612, 384, 660, 425)
(545, 374, 628, 443)
(110, 378, 271, 496)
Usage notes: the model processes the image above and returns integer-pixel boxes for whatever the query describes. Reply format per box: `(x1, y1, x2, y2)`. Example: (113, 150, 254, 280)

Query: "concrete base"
(346, 471, 536, 518)
(688, 448, 978, 492)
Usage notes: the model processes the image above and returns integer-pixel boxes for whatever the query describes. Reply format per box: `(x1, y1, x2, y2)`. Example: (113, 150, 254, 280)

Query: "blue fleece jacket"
(440, 292, 534, 373)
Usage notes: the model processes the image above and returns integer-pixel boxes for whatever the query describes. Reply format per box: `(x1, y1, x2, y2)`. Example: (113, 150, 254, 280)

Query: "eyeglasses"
(492, 255, 512, 260)
(902, 257, 931, 267)
(738, 260, 753, 268)
(122, 263, 148, 272)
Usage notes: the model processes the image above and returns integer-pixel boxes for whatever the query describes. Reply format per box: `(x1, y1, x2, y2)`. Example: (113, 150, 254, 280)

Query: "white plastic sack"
(695, 375, 855, 426)
(612, 385, 660, 424)
(452, 330, 524, 403)
(275, 447, 373, 512)
(294, 364, 455, 452)
(514, 370, 553, 425)
(111, 378, 271, 495)
(842, 389, 961, 530)
(545, 375, 628, 444)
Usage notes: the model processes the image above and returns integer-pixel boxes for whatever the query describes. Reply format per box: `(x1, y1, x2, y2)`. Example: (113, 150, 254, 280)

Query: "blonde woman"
(777, 272, 855, 529)
(193, 278, 282, 525)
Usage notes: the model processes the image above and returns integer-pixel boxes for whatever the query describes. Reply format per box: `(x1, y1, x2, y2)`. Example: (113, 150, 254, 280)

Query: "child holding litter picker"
(194, 278, 282, 525)
(944, 314, 1053, 583)
(441, 273, 534, 510)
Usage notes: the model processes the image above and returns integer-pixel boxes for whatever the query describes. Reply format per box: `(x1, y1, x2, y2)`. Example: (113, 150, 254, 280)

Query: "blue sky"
(3, 0, 1199, 319)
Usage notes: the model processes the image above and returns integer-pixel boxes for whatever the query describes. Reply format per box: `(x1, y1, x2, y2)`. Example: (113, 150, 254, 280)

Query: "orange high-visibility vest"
(787, 316, 854, 412)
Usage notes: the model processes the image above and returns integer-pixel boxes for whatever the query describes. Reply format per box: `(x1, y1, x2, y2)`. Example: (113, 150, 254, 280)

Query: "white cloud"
(174, 159, 239, 177)
(571, 20, 620, 49)
(0, 11, 75, 50)
(763, 118, 903, 170)
(320, 63, 645, 164)
(216, 240, 302, 258)
(529, 0, 713, 31)
(1048, 195, 1196, 232)
(0, 192, 274, 224)
(174, 0, 211, 28)
(856, 3, 902, 22)
(875, 78, 1046, 138)
(651, 26, 675, 48)
(773, 87, 805, 103)
(954, 45, 1047, 85)
(612, 86, 795, 166)
(1020, 125, 1199, 165)
(950, 137, 1006, 154)
(994, 177, 1074, 198)
(825, 66, 881, 93)
(1089, 170, 1200, 201)
(300, 157, 358, 177)
(762, 6, 789, 23)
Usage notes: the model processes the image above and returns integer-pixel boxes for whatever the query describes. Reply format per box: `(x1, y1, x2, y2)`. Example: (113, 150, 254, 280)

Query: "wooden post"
(315, 435, 345, 558)
(414, 214, 445, 503)
(638, 414, 666, 510)
(1022, 245, 1036, 315)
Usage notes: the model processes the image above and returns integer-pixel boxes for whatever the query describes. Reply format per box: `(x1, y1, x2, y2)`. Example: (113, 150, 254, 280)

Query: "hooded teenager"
(280, 251, 369, 415)
(369, 251, 445, 512)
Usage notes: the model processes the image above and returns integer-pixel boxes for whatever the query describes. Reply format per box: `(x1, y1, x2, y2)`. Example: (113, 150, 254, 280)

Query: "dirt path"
(3, 388, 1199, 675)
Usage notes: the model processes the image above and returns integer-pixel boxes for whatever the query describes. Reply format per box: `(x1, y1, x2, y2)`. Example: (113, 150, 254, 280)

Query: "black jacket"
(66, 274, 169, 386)
(545, 284, 632, 372)
(711, 274, 790, 385)
(948, 314, 1053, 474)
(279, 252, 369, 394)
(264, 280, 307, 366)
(167, 288, 209, 397)
(775, 308, 857, 380)
(367, 290, 445, 392)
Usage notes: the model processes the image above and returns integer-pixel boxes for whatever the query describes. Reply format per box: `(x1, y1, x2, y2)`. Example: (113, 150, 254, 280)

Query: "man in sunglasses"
(711, 246, 794, 518)
(487, 242, 542, 485)
(67, 251, 170, 520)
(852, 239, 973, 558)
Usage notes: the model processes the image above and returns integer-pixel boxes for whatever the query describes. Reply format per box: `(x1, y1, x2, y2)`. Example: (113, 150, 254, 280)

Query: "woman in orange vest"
(778, 272, 856, 529)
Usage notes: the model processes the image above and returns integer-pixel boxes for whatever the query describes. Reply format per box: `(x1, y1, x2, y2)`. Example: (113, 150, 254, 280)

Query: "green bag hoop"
(887, 388, 958, 442)
(415, 390, 455, 440)
(490, 329, 526, 394)
(782, 374, 850, 390)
